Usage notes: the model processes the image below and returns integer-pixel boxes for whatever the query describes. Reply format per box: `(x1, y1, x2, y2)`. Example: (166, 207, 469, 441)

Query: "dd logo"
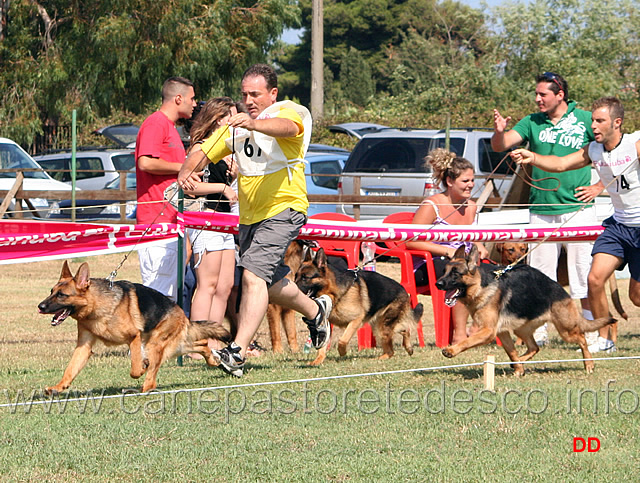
(573, 437, 601, 452)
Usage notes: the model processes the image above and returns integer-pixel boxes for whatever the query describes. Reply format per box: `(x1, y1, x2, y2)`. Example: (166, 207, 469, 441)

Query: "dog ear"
(304, 246, 315, 262)
(315, 247, 328, 270)
(75, 263, 91, 290)
(60, 260, 73, 280)
(466, 244, 480, 272)
(495, 243, 504, 254)
(452, 245, 466, 259)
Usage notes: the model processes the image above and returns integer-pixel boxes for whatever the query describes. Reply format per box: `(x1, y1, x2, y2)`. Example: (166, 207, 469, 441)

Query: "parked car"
(34, 124, 137, 190)
(337, 128, 517, 219)
(46, 169, 136, 221)
(44, 144, 348, 221)
(328, 122, 392, 139)
(0, 137, 73, 218)
(305, 146, 349, 215)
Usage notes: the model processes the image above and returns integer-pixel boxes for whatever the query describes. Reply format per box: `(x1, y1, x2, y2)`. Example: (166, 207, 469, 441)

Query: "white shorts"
(528, 206, 595, 299)
(138, 240, 181, 301)
(187, 228, 236, 268)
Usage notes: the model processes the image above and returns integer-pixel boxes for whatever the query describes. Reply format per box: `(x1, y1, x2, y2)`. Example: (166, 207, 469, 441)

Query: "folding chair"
(378, 212, 453, 348)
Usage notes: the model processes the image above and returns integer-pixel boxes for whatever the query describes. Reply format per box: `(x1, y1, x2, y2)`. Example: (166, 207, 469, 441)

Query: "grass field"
(2, 253, 640, 481)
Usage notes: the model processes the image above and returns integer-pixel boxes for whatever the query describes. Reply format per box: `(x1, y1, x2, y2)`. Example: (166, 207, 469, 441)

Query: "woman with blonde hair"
(406, 148, 489, 344)
(183, 97, 239, 349)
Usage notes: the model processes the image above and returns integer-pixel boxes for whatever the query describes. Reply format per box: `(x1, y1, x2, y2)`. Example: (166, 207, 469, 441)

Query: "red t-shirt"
(135, 111, 185, 224)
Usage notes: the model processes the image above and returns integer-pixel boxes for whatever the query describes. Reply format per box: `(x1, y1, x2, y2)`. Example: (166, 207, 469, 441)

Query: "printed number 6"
(243, 138, 262, 157)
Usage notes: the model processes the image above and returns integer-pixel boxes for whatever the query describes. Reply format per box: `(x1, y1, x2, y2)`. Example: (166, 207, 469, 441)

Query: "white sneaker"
(578, 340, 601, 353)
(598, 337, 617, 354)
(533, 324, 548, 347)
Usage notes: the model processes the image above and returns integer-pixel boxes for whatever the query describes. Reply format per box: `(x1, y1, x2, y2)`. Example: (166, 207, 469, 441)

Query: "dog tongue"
(51, 309, 71, 326)
(444, 289, 460, 307)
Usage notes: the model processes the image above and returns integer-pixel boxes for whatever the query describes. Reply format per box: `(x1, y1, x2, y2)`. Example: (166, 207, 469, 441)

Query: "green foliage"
(3, 255, 640, 480)
(0, 0, 300, 149)
(339, 47, 375, 107)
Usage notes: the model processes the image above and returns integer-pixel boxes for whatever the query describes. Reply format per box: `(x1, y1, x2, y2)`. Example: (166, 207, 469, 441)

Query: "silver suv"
(33, 124, 137, 190)
(338, 128, 517, 219)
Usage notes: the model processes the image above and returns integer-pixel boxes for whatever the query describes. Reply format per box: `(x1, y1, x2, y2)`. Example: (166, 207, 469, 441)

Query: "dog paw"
(377, 354, 391, 360)
(337, 342, 348, 357)
(441, 347, 455, 358)
(45, 386, 61, 396)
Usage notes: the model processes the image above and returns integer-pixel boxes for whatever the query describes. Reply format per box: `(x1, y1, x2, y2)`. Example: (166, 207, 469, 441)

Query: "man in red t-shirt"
(135, 76, 197, 300)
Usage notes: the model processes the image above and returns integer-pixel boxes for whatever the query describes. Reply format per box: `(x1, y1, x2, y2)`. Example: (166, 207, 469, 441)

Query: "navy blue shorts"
(592, 216, 640, 281)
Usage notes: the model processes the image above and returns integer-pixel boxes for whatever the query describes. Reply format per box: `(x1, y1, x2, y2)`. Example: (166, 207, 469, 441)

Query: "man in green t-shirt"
(492, 72, 609, 352)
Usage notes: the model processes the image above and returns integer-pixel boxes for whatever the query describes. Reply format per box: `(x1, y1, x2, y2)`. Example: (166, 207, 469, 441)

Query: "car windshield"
(105, 170, 136, 190)
(346, 137, 433, 173)
(0, 143, 49, 179)
(309, 159, 343, 189)
(112, 153, 135, 171)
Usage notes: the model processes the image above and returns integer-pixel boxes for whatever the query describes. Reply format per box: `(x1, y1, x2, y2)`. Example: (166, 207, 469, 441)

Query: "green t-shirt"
(512, 101, 595, 215)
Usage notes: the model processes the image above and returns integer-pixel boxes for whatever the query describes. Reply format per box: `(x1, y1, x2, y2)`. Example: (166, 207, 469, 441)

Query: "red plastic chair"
(308, 212, 375, 350)
(378, 212, 453, 348)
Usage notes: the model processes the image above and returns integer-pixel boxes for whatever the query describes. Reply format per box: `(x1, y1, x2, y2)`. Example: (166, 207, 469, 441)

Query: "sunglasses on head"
(541, 71, 563, 91)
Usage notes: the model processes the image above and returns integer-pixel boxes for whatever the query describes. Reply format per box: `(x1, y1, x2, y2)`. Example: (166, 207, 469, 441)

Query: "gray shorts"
(238, 208, 307, 286)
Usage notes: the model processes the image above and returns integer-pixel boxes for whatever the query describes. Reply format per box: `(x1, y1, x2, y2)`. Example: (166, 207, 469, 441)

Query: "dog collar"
(493, 265, 514, 279)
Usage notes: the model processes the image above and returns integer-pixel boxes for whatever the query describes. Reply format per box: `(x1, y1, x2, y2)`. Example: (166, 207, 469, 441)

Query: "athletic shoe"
(598, 337, 617, 354)
(212, 342, 245, 377)
(533, 324, 548, 347)
(303, 294, 332, 350)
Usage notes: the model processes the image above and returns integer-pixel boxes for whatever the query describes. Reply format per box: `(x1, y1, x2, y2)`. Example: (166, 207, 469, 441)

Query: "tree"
(339, 47, 374, 107)
(0, 0, 300, 148)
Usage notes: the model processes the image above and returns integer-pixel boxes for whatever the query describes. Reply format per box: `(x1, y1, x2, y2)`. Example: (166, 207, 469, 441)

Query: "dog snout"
(435, 278, 446, 290)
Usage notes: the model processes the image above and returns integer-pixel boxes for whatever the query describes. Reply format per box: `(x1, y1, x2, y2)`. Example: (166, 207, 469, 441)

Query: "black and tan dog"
(295, 247, 423, 366)
(495, 241, 627, 343)
(436, 245, 615, 375)
(38, 261, 231, 394)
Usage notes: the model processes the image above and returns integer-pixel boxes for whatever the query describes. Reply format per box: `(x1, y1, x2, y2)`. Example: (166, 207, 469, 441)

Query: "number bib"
(225, 100, 312, 179)
(590, 131, 640, 226)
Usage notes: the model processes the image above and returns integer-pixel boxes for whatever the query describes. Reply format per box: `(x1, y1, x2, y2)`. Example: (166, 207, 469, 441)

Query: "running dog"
(38, 261, 231, 394)
(295, 247, 423, 366)
(436, 245, 615, 375)
(495, 241, 627, 343)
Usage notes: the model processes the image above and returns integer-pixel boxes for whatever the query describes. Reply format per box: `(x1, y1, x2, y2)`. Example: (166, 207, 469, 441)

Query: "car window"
(76, 157, 105, 181)
(0, 143, 49, 179)
(348, 138, 431, 173)
(310, 160, 342, 189)
(477, 138, 517, 175)
(36, 158, 67, 181)
(39, 156, 106, 182)
(428, 137, 466, 157)
(112, 153, 135, 171)
(106, 171, 136, 190)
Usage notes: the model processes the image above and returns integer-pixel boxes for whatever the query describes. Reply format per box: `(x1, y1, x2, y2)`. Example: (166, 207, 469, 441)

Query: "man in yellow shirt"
(178, 64, 331, 377)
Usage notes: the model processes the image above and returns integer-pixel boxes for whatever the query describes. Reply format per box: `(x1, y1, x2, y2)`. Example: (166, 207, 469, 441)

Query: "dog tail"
(412, 303, 424, 322)
(189, 320, 232, 343)
(579, 316, 617, 333)
(609, 277, 629, 320)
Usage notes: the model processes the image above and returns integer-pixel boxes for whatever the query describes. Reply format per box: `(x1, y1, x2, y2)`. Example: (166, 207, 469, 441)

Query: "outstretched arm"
(510, 147, 591, 172)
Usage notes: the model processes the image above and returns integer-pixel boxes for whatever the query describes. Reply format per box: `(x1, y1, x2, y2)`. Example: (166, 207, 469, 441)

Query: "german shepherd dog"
(436, 245, 616, 375)
(295, 247, 423, 366)
(495, 242, 627, 343)
(38, 261, 231, 394)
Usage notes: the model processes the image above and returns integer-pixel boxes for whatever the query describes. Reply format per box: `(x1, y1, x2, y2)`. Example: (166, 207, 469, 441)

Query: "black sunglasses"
(541, 71, 563, 91)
